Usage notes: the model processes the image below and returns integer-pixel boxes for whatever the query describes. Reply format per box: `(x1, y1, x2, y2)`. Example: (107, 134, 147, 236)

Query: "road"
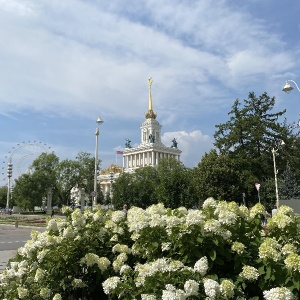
(0, 224, 45, 272)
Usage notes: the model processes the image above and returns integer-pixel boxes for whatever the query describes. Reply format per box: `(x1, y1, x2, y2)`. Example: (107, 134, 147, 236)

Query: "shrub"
(0, 200, 299, 299)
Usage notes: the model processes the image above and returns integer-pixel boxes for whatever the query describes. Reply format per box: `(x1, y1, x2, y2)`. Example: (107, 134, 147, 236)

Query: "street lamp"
(93, 116, 104, 207)
(109, 172, 114, 208)
(271, 140, 285, 210)
(282, 80, 300, 94)
(6, 161, 13, 209)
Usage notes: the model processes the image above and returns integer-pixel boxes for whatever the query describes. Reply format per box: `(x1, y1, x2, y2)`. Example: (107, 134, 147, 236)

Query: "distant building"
(99, 77, 182, 195)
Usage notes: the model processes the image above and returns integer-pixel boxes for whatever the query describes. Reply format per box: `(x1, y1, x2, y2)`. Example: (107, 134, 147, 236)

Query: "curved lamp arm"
(282, 80, 300, 93)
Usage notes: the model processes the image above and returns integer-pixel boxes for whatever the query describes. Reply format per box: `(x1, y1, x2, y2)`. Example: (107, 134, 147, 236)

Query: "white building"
(99, 77, 182, 194)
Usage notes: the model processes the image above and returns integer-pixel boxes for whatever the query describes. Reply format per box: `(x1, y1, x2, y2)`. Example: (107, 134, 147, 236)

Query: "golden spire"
(145, 77, 157, 119)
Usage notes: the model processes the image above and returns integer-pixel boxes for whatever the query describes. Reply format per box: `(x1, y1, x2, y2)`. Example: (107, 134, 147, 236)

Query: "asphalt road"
(0, 224, 45, 272)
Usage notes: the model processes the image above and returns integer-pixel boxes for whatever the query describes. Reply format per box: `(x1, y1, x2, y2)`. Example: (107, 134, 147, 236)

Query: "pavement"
(0, 250, 17, 271)
(0, 223, 45, 272)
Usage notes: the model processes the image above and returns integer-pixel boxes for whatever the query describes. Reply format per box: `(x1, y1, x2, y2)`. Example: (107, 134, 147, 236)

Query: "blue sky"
(1, 0, 300, 185)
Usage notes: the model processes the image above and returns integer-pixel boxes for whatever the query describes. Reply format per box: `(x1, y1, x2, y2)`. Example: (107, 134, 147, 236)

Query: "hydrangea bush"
(1, 199, 300, 299)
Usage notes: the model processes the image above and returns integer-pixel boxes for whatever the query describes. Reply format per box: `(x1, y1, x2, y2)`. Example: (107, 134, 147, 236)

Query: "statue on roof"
(125, 139, 132, 148)
(149, 133, 155, 143)
(171, 138, 178, 148)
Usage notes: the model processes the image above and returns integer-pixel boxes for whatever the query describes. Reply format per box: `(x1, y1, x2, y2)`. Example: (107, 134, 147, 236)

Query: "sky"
(1, 0, 300, 185)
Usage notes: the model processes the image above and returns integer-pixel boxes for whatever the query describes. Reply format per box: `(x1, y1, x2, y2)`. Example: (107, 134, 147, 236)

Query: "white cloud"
(162, 130, 214, 167)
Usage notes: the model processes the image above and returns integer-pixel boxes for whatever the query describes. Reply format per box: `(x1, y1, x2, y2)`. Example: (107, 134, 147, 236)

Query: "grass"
(0, 215, 47, 227)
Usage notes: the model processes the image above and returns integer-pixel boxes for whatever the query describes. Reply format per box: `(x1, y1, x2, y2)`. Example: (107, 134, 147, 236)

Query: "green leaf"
(209, 250, 216, 261)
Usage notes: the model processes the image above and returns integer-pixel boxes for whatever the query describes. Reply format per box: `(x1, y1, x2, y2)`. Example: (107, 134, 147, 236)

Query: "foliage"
(193, 150, 246, 205)
(0, 186, 7, 208)
(213, 92, 300, 205)
(279, 164, 300, 200)
(1, 200, 300, 299)
(10, 151, 97, 210)
(113, 158, 195, 209)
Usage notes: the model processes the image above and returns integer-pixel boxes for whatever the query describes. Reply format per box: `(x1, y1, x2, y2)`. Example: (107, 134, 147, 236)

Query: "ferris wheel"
(1, 141, 51, 186)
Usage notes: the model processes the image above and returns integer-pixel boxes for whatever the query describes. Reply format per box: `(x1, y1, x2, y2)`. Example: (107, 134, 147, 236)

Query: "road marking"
(0, 241, 27, 244)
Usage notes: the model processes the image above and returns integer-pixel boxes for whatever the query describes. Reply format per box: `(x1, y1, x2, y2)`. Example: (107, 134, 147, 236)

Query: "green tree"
(213, 92, 299, 205)
(193, 150, 246, 205)
(0, 186, 7, 208)
(214, 92, 288, 181)
(279, 164, 300, 200)
(13, 173, 46, 210)
(112, 172, 137, 209)
(156, 157, 195, 209)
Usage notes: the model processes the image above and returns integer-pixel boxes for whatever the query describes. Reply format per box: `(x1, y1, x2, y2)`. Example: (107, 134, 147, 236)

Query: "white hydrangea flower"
(62, 227, 75, 239)
(194, 256, 208, 276)
(150, 213, 166, 227)
(249, 203, 266, 218)
(127, 207, 151, 232)
(161, 242, 171, 252)
(203, 219, 222, 235)
(146, 203, 167, 216)
(47, 219, 58, 231)
(71, 209, 87, 228)
(217, 209, 237, 226)
(111, 210, 127, 223)
(185, 210, 206, 226)
(120, 264, 132, 275)
(102, 276, 121, 294)
(239, 265, 259, 281)
(259, 238, 281, 261)
(40, 287, 51, 298)
(17, 287, 28, 299)
(162, 284, 186, 300)
(263, 287, 295, 300)
(112, 243, 131, 254)
(203, 278, 221, 299)
(184, 279, 199, 296)
(221, 279, 235, 299)
(282, 244, 296, 256)
(203, 197, 217, 210)
(34, 268, 46, 282)
(72, 278, 86, 288)
(61, 205, 73, 214)
(97, 257, 111, 273)
(238, 205, 249, 219)
(231, 242, 246, 254)
(37, 249, 50, 263)
(269, 213, 293, 229)
(284, 253, 300, 272)
(52, 294, 62, 300)
(141, 294, 157, 300)
(278, 205, 294, 215)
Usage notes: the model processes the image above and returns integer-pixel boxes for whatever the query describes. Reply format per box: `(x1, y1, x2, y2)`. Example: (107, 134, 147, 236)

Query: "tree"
(13, 173, 46, 210)
(156, 158, 195, 209)
(111, 172, 137, 209)
(213, 92, 300, 204)
(279, 164, 300, 200)
(214, 92, 289, 181)
(0, 186, 7, 208)
(193, 150, 246, 205)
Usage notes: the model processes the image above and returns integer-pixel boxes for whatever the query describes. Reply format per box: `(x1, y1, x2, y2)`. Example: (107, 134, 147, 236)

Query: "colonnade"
(123, 151, 180, 169)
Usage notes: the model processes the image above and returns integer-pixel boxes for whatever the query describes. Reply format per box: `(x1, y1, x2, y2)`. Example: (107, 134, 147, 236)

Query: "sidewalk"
(0, 250, 17, 272)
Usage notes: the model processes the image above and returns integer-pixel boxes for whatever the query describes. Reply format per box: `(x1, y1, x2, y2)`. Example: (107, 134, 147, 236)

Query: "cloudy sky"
(1, 0, 300, 184)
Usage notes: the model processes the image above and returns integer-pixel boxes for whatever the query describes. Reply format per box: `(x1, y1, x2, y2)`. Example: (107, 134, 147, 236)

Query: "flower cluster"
(1, 199, 300, 299)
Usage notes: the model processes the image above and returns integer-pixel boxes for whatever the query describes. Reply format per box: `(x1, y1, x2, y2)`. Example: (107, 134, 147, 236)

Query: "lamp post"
(282, 80, 300, 94)
(93, 116, 104, 207)
(109, 172, 114, 208)
(271, 140, 285, 210)
(6, 161, 13, 209)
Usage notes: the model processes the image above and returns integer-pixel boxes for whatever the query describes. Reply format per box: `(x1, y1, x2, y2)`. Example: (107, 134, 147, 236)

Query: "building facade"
(99, 78, 181, 195)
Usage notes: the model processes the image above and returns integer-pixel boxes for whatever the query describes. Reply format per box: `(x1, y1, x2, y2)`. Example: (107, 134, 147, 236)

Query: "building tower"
(122, 77, 181, 172)
(99, 78, 182, 199)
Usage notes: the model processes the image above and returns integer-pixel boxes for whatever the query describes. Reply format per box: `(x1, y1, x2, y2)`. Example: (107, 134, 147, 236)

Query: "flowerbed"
(0, 199, 299, 299)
